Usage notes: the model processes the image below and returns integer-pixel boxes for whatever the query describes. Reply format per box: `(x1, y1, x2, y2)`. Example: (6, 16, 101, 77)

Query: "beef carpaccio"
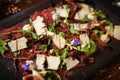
(0, 1, 120, 80)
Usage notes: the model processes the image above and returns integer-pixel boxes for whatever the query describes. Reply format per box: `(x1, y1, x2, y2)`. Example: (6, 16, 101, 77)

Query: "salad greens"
(59, 32, 65, 38)
(94, 29, 104, 36)
(39, 44, 48, 51)
(48, 19, 61, 32)
(46, 71, 61, 80)
(22, 30, 39, 40)
(70, 26, 79, 35)
(13, 51, 20, 57)
(81, 39, 97, 56)
(0, 37, 8, 54)
(51, 49, 59, 56)
(80, 16, 91, 23)
(94, 10, 106, 19)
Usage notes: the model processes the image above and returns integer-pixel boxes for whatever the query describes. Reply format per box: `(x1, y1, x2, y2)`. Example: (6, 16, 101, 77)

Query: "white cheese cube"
(114, 25, 120, 40)
(38, 28, 47, 36)
(47, 31, 55, 37)
(74, 4, 93, 20)
(87, 13, 97, 20)
(52, 34, 66, 49)
(100, 34, 110, 43)
(56, 7, 69, 18)
(22, 24, 30, 31)
(73, 23, 80, 31)
(65, 57, 79, 70)
(33, 16, 46, 35)
(17, 37, 28, 50)
(8, 37, 28, 52)
(8, 40, 17, 52)
(52, 13, 60, 20)
(47, 56, 60, 70)
(36, 54, 46, 70)
(73, 23, 88, 31)
(105, 26, 114, 37)
(80, 33, 90, 48)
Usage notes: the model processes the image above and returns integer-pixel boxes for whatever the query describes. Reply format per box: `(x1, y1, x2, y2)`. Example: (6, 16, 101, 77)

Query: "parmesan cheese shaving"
(8, 37, 28, 52)
(74, 4, 93, 20)
(33, 16, 46, 35)
(80, 33, 90, 48)
(47, 56, 60, 70)
(52, 34, 66, 49)
(36, 54, 46, 70)
(114, 25, 120, 40)
(65, 57, 79, 70)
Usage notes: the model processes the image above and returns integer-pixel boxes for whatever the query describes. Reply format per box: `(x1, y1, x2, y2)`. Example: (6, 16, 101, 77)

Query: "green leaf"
(80, 16, 91, 23)
(61, 48, 68, 60)
(47, 77, 52, 80)
(64, 18, 71, 28)
(22, 30, 39, 40)
(94, 10, 106, 19)
(81, 44, 90, 56)
(81, 39, 96, 56)
(48, 19, 61, 32)
(89, 39, 97, 54)
(52, 49, 59, 56)
(102, 20, 113, 28)
(94, 29, 104, 36)
(73, 46, 81, 51)
(47, 25, 56, 32)
(39, 44, 48, 51)
(13, 51, 20, 57)
(29, 18, 33, 25)
(63, 4, 71, 13)
(59, 32, 65, 38)
(63, 4, 69, 9)
(70, 26, 79, 35)
(0, 37, 8, 54)
(48, 38, 51, 45)
(59, 47, 69, 68)
(47, 71, 61, 80)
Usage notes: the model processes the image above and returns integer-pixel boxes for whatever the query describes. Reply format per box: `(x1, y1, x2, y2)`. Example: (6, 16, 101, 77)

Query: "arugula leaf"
(13, 51, 20, 57)
(0, 37, 8, 54)
(63, 4, 69, 9)
(81, 44, 90, 55)
(80, 16, 91, 23)
(94, 10, 106, 19)
(102, 20, 113, 28)
(89, 39, 97, 54)
(51, 49, 59, 56)
(29, 18, 33, 25)
(63, 4, 71, 13)
(81, 39, 96, 56)
(22, 30, 39, 40)
(64, 18, 79, 34)
(47, 25, 56, 32)
(70, 26, 79, 35)
(73, 45, 81, 51)
(61, 47, 68, 60)
(47, 71, 61, 80)
(48, 19, 61, 32)
(59, 32, 65, 38)
(47, 77, 52, 80)
(59, 47, 69, 68)
(64, 18, 71, 28)
(48, 38, 51, 45)
(94, 29, 104, 36)
(39, 44, 48, 51)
